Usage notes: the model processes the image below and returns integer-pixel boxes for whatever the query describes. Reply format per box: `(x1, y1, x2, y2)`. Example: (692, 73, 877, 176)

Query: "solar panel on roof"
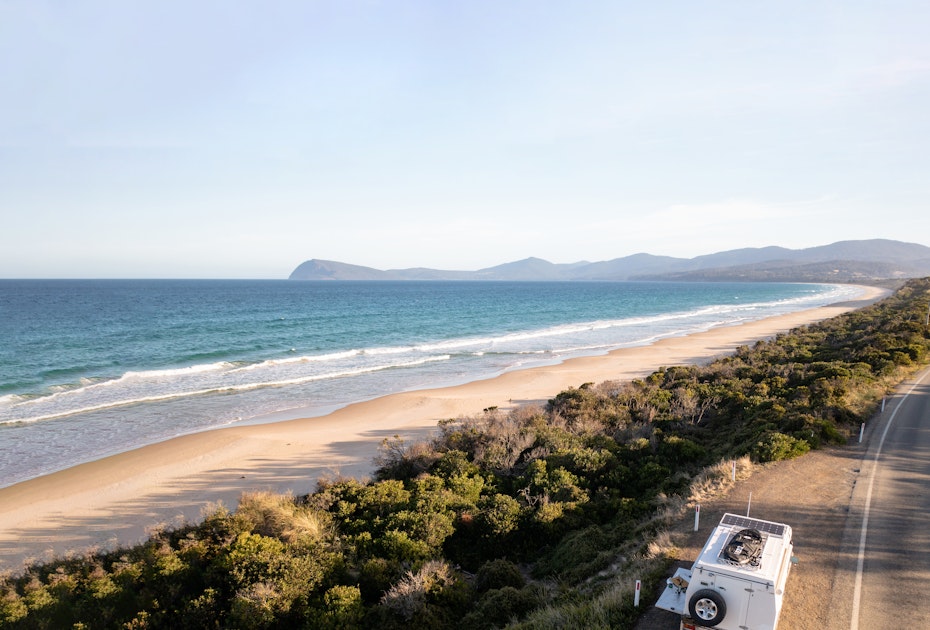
(720, 513, 786, 537)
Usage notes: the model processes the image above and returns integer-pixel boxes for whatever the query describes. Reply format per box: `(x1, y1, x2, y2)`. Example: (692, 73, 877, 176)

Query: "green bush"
(358, 558, 399, 604)
(315, 585, 365, 629)
(476, 493, 522, 538)
(753, 431, 811, 462)
(462, 586, 541, 628)
(474, 559, 525, 593)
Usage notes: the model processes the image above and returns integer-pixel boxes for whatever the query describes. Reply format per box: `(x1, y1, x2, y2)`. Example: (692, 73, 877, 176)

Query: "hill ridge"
(288, 239, 930, 282)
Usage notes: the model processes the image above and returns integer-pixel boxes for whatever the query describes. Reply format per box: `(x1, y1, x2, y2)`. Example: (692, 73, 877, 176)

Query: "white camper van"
(654, 513, 794, 630)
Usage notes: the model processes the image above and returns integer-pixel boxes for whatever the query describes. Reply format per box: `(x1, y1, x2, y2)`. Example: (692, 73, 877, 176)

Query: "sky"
(2, 1, 929, 279)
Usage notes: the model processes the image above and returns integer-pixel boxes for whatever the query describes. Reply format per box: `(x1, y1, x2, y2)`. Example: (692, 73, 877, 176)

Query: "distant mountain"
(638, 259, 929, 284)
(288, 259, 391, 281)
(288, 239, 930, 282)
(471, 257, 584, 281)
(568, 253, 691, 280)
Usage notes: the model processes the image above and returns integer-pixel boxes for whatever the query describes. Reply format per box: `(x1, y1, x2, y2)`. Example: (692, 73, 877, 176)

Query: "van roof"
(693, 513, 793, 586)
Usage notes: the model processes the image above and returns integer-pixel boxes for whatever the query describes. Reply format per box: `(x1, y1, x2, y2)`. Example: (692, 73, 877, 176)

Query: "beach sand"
(0, 287, 888, 573)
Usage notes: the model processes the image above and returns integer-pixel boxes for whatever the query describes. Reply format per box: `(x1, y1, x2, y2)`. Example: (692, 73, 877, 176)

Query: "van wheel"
(688, 589, 726, 626)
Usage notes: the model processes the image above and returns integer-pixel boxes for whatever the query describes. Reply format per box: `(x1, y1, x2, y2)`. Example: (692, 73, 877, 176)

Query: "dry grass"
(688, 455, 754, 506)
(235, 491, 332, 545)
(645, 530, 675, 561)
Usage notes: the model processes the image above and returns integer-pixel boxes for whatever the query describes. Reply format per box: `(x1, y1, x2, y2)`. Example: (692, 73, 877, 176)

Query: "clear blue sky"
(2, 1, 928, 278)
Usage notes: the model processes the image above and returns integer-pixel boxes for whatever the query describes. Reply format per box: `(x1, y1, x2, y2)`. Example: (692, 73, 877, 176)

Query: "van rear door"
(712, 574, 752, 627)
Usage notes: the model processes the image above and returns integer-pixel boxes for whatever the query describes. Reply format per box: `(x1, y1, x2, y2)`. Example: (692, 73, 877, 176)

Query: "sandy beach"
(0, 287, 887, 573)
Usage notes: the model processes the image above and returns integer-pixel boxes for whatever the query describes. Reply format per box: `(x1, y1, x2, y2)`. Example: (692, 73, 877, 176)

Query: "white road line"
(850, 370, 929, 630)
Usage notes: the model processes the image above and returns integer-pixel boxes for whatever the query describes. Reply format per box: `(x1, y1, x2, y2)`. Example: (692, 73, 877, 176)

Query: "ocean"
(0, 279, 862, 488)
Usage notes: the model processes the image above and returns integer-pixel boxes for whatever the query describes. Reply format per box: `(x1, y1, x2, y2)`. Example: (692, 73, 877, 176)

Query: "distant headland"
(289, 238, 930, 283)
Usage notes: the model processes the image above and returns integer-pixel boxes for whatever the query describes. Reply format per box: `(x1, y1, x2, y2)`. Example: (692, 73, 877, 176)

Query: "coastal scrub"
(2, 278, 928, 629)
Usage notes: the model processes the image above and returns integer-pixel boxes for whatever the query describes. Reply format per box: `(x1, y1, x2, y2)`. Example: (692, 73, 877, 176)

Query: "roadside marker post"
(732, 460, 736, 481)
(694, 504, 701, 531)
(634, 580, 641, 607)
(859, 423, 865, 443)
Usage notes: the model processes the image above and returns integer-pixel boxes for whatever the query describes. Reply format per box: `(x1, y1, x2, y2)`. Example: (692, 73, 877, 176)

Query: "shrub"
(375, 530, 432, 563)
(375, 435, 439, 481)
(358, 558, 399, 604)
(533, 525, 614, 581)
(387, 509, 456, 551)
(377, 560, 465, 624)
(316, 585, 365, 629)
(462, 586, 541, 628)
(432, 449, 481, 479)
(476, 493, 522, 537)
(0, 587, 28, 625)
(474, 559, 525, 593)
(228, 581, 284, 628)
(753, 432, 811, 462)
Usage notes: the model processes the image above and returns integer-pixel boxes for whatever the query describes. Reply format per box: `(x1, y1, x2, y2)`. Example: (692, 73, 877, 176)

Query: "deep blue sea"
(0, 280, 862, 488)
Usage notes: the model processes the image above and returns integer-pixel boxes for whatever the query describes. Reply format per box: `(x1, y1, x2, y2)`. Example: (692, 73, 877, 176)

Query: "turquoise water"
(0, 280, 860, 487)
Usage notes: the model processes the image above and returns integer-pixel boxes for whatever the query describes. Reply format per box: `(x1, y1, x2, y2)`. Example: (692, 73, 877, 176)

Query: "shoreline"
(0, 286, 888, 573)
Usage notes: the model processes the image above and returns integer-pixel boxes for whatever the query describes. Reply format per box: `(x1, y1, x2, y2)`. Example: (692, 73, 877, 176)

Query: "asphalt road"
(843, 366, 930, 629)
(639, 366, 930, 630)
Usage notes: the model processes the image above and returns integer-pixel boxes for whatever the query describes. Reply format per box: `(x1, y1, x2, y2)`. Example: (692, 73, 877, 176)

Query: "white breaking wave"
(0, 284, 864, 430)
(228, 349, 363, 371)
(1, 354, 452, 425)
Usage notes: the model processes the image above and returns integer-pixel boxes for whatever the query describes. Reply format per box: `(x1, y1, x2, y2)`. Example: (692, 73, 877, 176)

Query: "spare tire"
(688, 588, 726, 627)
